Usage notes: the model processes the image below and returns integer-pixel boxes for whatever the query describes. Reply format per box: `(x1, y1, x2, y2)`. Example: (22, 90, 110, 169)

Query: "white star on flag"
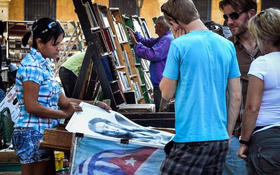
(125, 157, 136, 167)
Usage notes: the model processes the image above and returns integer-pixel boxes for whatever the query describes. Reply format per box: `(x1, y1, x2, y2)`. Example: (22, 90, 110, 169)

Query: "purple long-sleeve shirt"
(135, 30, 174, 88)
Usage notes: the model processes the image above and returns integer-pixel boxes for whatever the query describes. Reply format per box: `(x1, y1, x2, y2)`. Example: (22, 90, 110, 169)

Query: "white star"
(125, 157, 136, 167)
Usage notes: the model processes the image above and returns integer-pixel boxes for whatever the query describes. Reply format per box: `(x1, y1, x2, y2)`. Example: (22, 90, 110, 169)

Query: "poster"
(66, 102, 173, 147)
(71, 136, 167, 175)
(66, 102, 173, 175)
(0, 86, 19, 123)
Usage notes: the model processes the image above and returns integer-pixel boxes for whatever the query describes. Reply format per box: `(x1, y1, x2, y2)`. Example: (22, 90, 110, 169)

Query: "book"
(132, 81, 142, 99)
(123, 51, 132, 75)
(85, 1, 100, 31)
(117, 23, 128, 42)
(103, 29, 114, 51)
(101, 12, 110, 28)
(117, 71, 130, 92)
(132, 18, 145, 37)
(101, 56, 113, 81)
(144, 71, 153, 91)
(141, 59, 149, 71)
(112, 50, 121, 67)
(131, 48, 138, 64)
(108, 28, 116, 50)
(113, 21, 123, 42)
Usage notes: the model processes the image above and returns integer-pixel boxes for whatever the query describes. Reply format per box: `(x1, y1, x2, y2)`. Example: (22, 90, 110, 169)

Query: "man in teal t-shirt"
(59, 52, 85, 97)
(159, 0, 241, 174)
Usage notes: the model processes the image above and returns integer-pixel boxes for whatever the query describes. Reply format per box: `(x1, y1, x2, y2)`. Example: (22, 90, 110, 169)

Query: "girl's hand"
(95, 101, 111, 113)
(65, 102, 83, 118)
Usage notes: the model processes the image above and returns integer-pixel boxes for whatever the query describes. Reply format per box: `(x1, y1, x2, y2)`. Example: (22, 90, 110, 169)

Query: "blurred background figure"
(127, 16, 174, 112)
(59, 52, 85, 97)
(222, 21, 232, 39)
(204, 20, 224, 36)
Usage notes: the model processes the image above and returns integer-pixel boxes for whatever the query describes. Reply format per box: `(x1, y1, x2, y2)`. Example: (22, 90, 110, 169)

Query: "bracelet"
(239, 138, 250, 146)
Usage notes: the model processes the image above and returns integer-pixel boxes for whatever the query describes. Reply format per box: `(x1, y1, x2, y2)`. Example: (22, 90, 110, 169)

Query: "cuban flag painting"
(67, 102, 173, 175)
(72, 137, 166, 175)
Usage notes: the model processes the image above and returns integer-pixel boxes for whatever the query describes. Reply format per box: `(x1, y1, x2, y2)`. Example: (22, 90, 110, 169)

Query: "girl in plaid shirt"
(12, 18, 110, 175)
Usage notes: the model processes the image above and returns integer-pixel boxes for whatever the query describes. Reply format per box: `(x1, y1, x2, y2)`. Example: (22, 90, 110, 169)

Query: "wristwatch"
(239, 136, 249, 146)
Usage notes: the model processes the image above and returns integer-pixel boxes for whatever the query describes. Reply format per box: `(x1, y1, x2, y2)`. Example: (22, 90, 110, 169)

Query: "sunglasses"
(257, 10, 265, 17)
(223, 11, 246, 21)
(41, 21, 58, 34)
(161, 5, 178, 24)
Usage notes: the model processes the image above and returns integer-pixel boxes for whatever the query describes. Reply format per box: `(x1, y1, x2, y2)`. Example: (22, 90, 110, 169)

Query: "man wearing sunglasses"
(219, 0, 262, 175)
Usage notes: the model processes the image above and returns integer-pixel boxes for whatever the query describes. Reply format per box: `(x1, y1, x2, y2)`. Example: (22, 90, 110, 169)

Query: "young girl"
(12, 17, 110, 175)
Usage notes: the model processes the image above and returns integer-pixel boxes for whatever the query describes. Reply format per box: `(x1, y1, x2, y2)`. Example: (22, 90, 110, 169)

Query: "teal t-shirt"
(163, 30, 240, 142)
(62, 52, 85, 77)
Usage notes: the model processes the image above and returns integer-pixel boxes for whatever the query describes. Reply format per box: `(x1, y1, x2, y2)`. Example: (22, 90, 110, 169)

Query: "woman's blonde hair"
(248, 8, 280, 47)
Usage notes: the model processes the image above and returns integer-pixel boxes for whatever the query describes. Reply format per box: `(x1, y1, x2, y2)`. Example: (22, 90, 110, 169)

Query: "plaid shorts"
(159, 140, 228, 175)
(12, 127, 53, 164)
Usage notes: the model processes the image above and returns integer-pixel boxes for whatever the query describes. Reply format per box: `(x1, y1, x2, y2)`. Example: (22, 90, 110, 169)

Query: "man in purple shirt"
(128, 16, 174, 111)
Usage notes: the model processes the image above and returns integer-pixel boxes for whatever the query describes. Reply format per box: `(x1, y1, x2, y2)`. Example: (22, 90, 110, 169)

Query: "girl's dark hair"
(22, 31, 31, 47)
(31, 17, 64, 49)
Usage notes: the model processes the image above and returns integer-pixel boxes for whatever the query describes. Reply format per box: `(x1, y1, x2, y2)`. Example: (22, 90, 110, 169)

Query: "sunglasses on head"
(257, 10, 265, 17)
(223, 10, 246, 21)
(41, 21, 59, 34)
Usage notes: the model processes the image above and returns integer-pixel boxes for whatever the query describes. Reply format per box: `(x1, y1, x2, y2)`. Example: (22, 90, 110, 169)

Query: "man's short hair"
(161, 0, 200, 25)
(219, 0, 257, 12)
(156, 16, 170, 30)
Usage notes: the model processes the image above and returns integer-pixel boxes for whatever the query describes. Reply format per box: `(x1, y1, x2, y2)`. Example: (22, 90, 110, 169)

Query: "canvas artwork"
(66, 102, 173, 175)
(66, 102, 173, 147)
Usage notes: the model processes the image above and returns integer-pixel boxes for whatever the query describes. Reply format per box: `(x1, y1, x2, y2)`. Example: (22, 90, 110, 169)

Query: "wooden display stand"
(109, 8, 146, 104)
(5, 20, 33, 63)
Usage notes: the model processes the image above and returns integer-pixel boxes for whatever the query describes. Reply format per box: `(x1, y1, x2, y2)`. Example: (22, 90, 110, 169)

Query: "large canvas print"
(66, 102, 173, 175)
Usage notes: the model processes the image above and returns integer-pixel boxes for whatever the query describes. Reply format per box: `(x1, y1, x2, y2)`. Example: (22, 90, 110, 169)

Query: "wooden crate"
(39, 127, 73, 151)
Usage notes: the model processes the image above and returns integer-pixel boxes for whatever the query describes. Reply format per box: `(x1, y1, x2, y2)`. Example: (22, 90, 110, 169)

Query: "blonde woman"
(238, 8, 280, 174)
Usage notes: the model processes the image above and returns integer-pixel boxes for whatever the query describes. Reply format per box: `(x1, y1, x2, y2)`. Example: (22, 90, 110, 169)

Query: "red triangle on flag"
(109, 147, 157, 175)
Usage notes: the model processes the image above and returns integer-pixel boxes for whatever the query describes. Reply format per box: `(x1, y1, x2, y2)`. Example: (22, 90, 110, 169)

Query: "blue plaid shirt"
(15, 48, 62, 134)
